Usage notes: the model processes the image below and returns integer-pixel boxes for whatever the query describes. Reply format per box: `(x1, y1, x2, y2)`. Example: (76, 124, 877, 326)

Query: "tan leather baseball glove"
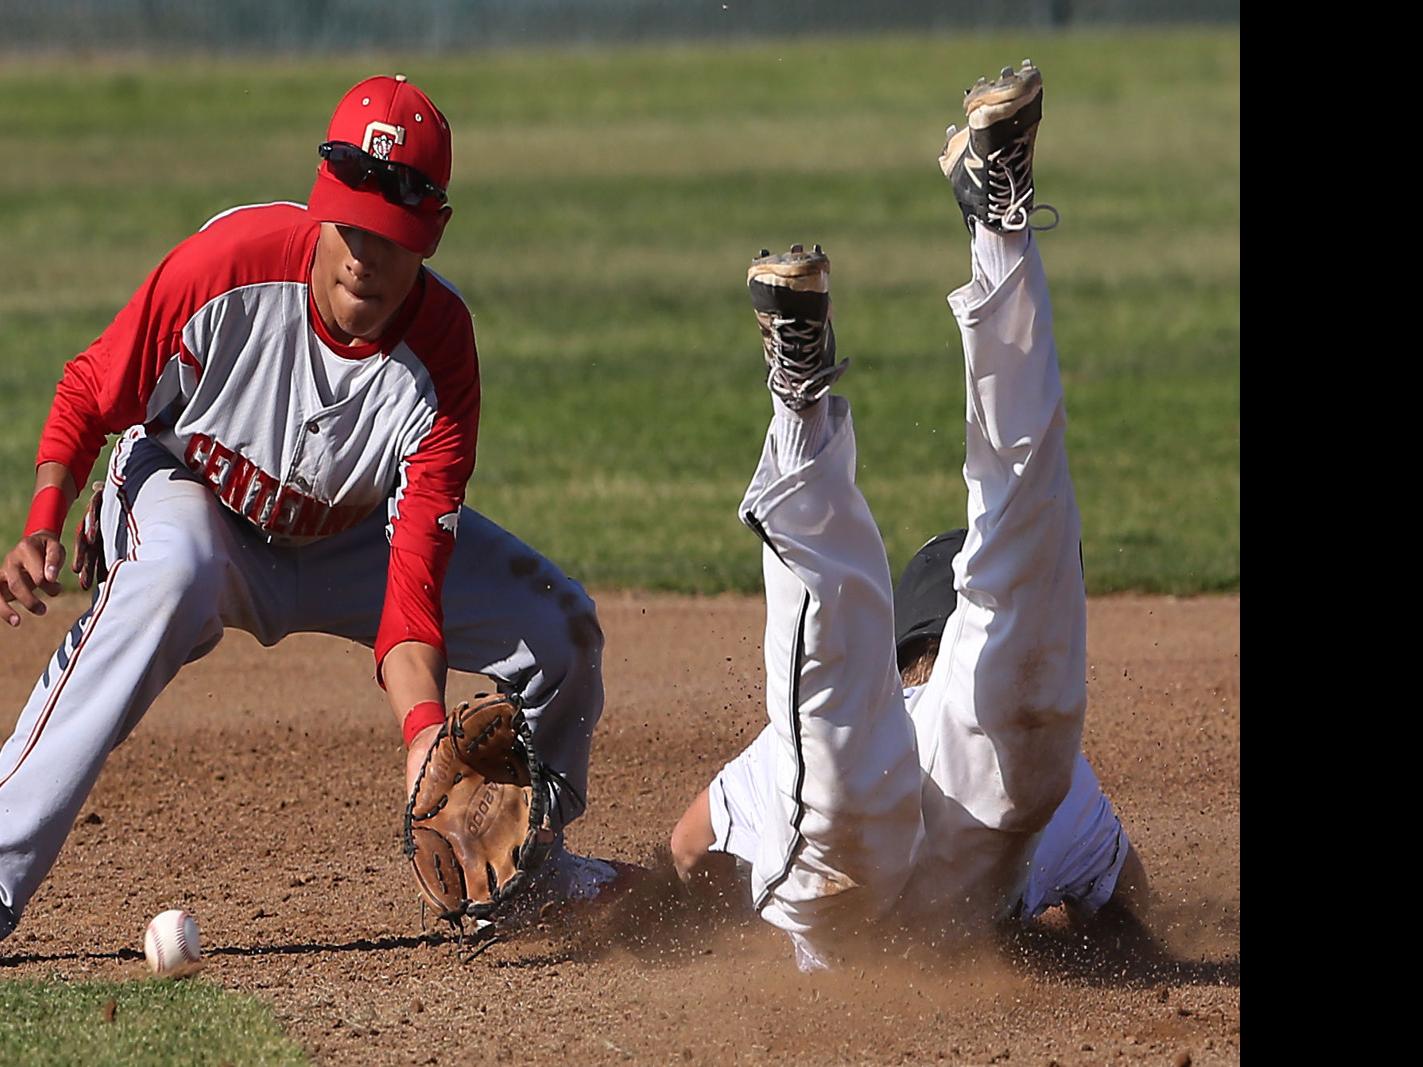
(403, 694, 558, 925)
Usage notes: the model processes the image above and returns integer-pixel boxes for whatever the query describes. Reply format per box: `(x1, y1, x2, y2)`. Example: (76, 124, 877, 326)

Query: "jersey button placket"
(286, 418, 320, 497)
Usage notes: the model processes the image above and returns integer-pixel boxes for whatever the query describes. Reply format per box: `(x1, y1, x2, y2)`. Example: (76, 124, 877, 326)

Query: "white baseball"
(143, 909, 203, 977)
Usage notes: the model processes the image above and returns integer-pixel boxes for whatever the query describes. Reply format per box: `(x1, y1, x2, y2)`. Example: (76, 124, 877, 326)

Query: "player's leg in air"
(669, 242, 926, 971)
(895, 59, 1148, 930)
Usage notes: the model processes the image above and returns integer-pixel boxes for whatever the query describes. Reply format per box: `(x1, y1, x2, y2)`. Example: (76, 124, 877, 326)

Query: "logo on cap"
(363, 121, 406, 160)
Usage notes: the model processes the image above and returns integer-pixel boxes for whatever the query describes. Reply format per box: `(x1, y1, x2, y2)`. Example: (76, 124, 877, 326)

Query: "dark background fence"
(1, 0, 1239, 53)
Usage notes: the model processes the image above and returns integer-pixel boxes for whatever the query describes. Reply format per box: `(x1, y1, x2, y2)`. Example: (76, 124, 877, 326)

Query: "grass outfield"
(0, 32, 1239, 594)
(0, 979, 307, 1065)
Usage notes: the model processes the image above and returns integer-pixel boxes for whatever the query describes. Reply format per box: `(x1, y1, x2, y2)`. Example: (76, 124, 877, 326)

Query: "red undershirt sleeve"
(36, 249, 201, 488)
(373, 323, 480, 681)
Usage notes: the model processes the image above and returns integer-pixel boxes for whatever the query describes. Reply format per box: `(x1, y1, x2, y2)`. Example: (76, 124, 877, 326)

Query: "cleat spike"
(790, 243, 804, 253)
(812, 243, 822, 254)
(758, 248, 770, 258)
(1000, 66, 1013, 78)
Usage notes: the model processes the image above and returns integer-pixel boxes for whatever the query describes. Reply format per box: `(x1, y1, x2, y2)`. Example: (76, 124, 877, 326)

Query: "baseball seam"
(175, 913, 194, 962)
(151, 922, 167, 972)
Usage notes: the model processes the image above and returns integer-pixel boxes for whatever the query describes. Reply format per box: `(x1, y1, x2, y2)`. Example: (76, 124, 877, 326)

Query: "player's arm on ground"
(2, 246, 203, 627)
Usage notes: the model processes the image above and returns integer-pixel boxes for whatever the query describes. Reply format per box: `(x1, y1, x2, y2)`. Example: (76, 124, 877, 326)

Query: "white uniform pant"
(710, 234, 1127, 965)
(0, 429, 603, 924)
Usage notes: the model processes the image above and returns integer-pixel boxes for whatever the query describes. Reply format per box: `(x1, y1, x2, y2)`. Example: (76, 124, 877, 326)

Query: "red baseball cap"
(307, 74, 452, 256)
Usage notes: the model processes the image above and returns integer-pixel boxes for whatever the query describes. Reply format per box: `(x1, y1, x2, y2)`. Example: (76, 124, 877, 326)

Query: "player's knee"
(555, 585, 604, 678)
(992, 709, 1082, 833)
(568, 586, 602, 648)
(999, 775, 1074, 835)
(509, 583, 603, 737)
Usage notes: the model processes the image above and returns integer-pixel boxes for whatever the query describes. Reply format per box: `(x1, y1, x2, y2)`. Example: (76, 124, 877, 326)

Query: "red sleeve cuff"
(24, 485, 70, 537)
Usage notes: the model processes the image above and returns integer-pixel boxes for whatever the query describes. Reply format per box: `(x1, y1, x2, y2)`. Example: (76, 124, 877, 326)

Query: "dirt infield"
(2, 591, 1239, 1065)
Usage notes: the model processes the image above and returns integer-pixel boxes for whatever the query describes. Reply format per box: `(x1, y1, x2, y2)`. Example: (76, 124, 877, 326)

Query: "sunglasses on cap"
(318, 141, 448, 208)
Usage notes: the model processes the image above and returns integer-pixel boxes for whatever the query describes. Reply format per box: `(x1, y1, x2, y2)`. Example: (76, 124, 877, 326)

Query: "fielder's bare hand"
(1, 532, 65, 627)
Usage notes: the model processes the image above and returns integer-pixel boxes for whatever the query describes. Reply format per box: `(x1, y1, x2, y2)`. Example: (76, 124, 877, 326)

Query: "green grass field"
(0, 979, 307, 1065)
(0, 32, 1239, 593)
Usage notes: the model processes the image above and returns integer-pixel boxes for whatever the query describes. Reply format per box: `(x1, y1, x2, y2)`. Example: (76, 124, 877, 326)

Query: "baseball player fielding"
(0, 73, 611, 946)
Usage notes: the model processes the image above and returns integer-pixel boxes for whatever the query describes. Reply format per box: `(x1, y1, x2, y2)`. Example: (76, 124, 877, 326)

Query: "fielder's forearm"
(33, 462, 77, 496)
(382, 639, 448, 724)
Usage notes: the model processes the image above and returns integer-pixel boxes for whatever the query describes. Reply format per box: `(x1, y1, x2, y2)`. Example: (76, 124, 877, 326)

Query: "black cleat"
(938, 59, 1057, 234)
(746, 243, 847, 411)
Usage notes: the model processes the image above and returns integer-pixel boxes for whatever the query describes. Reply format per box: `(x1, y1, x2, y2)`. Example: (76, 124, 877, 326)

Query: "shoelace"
(767, 315, 828, 370)
(765, 315, 841, 404)
(987, 135, 1059, 233)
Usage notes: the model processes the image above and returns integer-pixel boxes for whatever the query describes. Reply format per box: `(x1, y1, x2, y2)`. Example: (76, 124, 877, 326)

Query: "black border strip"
(754, 588, 811, 911)
(718, 779, 734, 850)
(743, 511, 784, 562)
